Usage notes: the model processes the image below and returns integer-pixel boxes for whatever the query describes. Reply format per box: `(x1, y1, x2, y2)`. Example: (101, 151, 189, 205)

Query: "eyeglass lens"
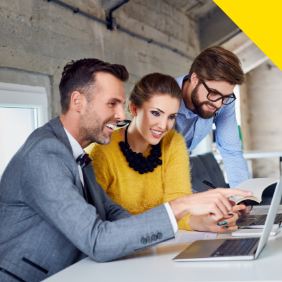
(202, 81, 236, 105)
(207, 93, 235, 105)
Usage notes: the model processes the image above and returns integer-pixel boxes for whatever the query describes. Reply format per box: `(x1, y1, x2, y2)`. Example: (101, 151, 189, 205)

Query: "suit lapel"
(83, 164, 106, 221)
(48, 117, 106, 220)
(48, 117, 85, 197)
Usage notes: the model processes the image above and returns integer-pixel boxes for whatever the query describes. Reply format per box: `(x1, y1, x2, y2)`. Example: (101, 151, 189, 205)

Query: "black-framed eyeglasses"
(201, 80, 236, 105)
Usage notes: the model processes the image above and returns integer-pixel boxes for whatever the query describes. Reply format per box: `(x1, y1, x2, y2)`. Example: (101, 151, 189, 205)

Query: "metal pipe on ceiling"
(46, 0, 194, 61)
(106, 0, 131, 30)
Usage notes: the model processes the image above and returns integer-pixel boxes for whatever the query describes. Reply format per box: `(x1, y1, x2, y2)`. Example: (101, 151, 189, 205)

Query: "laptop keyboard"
(250, 213, 282, 226)
(211, 238, 259, 257)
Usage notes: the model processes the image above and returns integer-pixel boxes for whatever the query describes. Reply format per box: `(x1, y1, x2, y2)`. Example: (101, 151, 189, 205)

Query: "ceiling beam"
(222, 33, 268, 73)
(199, 6, 240, 50)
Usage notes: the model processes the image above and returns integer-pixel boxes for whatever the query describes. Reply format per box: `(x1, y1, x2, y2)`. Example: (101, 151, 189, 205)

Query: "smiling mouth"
(151, 129, 164, 137)
(206, 104, 216, 111)
(105, 123, 116, 130)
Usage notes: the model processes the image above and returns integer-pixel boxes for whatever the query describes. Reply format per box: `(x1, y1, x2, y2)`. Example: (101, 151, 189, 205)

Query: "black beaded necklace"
(119, 123, 162, 174)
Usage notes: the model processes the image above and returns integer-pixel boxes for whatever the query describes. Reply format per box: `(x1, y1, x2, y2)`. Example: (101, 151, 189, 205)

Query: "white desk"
(44, 219, 282, 281)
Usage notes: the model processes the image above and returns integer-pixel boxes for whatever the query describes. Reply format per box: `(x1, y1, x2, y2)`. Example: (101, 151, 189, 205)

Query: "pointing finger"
(219, 188, 253, 198)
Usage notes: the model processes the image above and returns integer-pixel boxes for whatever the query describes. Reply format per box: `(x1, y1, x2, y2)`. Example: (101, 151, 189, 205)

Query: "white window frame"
(0, 82, 48, 126)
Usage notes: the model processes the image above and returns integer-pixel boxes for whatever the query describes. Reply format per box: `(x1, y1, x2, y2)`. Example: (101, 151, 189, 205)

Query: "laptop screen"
(255, 178, 282, 259)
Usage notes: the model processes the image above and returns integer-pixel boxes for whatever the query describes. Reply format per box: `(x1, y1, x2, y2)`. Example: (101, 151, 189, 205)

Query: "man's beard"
(191, 84, 220, 119)
(80, 107, 113, 145)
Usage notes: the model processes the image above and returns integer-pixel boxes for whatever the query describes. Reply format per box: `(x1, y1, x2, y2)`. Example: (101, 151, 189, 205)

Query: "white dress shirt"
(64, 128, 85, 186)
(63, 128, 178, 233)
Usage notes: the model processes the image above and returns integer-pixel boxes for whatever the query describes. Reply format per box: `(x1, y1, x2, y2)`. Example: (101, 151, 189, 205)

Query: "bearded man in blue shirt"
(175, 46, 251, 191)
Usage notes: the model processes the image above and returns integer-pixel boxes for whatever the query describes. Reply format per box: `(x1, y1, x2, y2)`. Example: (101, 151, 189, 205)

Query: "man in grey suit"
(0, 59, 251, 282)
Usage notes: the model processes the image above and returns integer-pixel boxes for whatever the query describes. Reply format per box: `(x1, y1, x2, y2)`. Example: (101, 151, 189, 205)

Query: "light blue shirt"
(175, 75, 251, 188)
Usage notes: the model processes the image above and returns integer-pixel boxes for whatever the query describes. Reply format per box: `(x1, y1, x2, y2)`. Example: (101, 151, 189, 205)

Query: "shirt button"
(151, 235, 157, 241)
(157, 233, 163, 239)
(141, 238, 147, 244)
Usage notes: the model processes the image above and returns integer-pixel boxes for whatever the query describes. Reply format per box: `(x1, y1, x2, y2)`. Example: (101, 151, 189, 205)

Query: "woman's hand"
(189, 213, 239, 232)
(189, 202, 246, 232)
(206, 202, 249, 232)
(205, 213, 239, 233)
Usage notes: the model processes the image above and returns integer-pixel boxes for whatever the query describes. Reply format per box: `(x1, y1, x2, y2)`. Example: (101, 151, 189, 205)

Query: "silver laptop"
(237, 207, 282, 228)
(173, 177, 282, 262)
(237, 183, 282, 228)
(237, 213, 282, 228)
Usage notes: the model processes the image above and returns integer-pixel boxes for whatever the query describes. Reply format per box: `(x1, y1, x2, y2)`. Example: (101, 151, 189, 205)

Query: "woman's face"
(132, 94, 180, 145)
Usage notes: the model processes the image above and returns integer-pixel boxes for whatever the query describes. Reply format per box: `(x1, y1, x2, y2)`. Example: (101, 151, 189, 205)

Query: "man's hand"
(169, 188, 252, 222)
(234, 202, 253, 216)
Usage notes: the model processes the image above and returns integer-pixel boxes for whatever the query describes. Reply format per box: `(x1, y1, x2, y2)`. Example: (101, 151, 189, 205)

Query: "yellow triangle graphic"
(213, 0, 282, 70)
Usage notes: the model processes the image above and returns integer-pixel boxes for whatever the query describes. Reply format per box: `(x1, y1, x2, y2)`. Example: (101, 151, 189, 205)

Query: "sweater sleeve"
(162, 131, 193, 231)
(85, 143, 112, 193)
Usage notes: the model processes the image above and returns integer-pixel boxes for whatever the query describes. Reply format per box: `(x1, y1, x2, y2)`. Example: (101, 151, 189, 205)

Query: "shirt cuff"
(164, 202, 178, 234)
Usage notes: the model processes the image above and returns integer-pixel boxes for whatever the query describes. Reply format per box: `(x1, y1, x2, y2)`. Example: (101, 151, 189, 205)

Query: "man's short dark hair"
(59, 58, 129, 114)
(188, 46, 245, 85)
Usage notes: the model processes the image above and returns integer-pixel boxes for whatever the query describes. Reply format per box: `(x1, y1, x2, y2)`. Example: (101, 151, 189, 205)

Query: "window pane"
(0, 107, 37, 178)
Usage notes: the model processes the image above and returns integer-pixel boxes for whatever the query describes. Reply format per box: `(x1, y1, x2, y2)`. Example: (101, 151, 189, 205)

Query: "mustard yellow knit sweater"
(85, 129, 193, 230)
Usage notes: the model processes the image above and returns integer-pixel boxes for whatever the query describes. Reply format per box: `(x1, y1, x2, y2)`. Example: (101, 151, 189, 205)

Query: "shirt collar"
(182, 74, 189, 85)
(64, 128, 84, 160)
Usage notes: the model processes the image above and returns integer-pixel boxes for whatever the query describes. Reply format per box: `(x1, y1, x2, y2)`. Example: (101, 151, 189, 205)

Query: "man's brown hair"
(59, 58, 129, 114)
(188, 46, 244, 85)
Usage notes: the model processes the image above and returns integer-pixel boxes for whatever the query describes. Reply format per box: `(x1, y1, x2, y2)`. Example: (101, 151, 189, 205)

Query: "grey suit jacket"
(0, 117, 174, 282)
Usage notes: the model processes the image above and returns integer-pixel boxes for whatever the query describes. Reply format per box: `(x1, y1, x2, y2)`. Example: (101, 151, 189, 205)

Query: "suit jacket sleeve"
(21, 138, 174, 262)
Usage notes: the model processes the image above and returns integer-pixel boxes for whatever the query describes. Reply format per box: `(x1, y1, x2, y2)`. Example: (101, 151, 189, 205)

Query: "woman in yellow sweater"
(85, 73, 240, 232)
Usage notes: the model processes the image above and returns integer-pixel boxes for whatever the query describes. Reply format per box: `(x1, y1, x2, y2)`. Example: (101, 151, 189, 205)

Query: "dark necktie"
(76, 153, 93, 169)
(76, 153, 93, 203)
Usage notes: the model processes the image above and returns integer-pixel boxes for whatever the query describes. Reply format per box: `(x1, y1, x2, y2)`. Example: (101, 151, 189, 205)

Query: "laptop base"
(173, 239, 257, 262)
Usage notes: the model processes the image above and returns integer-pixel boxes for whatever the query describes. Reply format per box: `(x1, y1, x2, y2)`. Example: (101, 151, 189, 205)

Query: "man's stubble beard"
(80, 106, 112, 146)
(191, 84, 220, 119)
